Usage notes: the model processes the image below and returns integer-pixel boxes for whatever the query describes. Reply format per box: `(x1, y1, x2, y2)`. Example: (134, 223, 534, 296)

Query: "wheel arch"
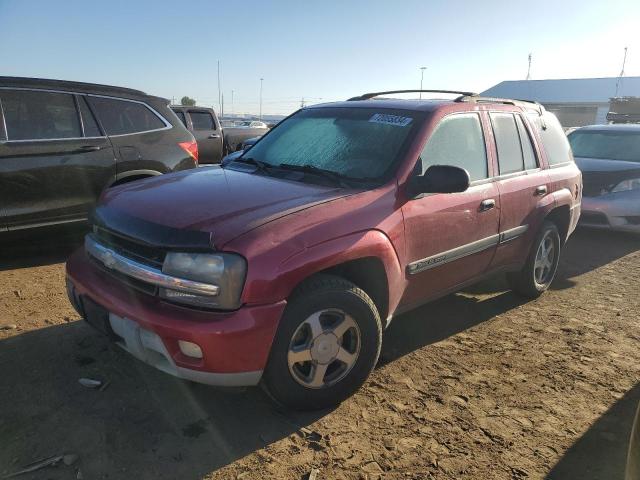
(296, 257, 390, 325)
(107, 169, 163, 188)
(544, 204, 571, 245)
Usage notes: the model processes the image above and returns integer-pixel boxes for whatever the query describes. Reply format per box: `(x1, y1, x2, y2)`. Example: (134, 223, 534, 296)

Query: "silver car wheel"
(534, 231, 555, 285)
(287, 309, 361, 389)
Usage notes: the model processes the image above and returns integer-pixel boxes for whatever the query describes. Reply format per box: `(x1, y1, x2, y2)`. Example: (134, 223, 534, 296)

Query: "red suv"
(66, 90, 582, 410)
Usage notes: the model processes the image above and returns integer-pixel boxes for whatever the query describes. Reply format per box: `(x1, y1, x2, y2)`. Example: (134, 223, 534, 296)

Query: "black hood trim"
(90, 206, 214, 251)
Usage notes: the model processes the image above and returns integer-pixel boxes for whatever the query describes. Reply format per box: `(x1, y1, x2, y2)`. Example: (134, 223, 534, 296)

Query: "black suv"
(0, 77, 198, 233)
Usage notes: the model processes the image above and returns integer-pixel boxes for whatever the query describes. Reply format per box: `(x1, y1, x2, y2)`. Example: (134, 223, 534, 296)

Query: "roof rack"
(456, 94, 544, 113)
(347, 89, 477, 101)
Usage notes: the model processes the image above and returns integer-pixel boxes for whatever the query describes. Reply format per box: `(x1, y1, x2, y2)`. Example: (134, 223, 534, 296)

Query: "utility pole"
(259, 77, 264, 120)
(300, 97, 305, 108)
(526, 53, 532, 80)
(615, 47, 628, 97)
(231, 90, 234, 116)
(217, 60, 221, 114)
(419, 67, 427, 99)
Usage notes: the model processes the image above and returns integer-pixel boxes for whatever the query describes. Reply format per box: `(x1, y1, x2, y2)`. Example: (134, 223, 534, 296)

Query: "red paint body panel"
(66, 250, 284, 373)
(66, 98, 583, 379)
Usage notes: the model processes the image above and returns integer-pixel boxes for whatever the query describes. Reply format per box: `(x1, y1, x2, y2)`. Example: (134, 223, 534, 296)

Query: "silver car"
(568, 124, 640, 233)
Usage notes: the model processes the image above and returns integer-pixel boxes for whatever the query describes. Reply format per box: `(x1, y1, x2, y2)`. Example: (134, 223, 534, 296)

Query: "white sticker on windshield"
(369, 113, 413, 127)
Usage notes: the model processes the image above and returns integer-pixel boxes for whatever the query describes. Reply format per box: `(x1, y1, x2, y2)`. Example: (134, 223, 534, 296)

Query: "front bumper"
(580, 192, 640, 233)
(66, 249, 285, 386)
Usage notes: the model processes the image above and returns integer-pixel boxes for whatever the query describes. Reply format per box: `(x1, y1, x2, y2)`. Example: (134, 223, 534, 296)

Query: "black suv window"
(528, 111, 574, 165)
(89, 96, 165, 136)
(491, 113, 524, 175)
(420, 113, 488, 181)
(189, 111, 216, 130)
(78, 96, 101, 137)
(1, 89, 82, 140)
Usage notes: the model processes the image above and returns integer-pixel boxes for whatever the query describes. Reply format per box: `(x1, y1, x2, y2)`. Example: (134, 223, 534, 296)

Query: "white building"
(481, 77, 640, 127)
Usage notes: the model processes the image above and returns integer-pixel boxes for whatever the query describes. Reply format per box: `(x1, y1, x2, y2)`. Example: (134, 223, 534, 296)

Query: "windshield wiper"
(233, 157, 271, 174)
(278, 163, 350, 186)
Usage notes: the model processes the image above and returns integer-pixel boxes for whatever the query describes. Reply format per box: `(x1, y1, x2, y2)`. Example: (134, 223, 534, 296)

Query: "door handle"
(480, 199, 496, 211)
(535, 185, 548, 196)
(75, 145, 102, 152)
(208, 134, 221, 139)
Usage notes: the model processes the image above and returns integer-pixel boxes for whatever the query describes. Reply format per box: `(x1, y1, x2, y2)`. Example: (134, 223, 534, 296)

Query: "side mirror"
(409, 165, 470, 196)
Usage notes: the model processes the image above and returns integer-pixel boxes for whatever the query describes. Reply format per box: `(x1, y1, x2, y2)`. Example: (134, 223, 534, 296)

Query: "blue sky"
(1, 0, 639, 115)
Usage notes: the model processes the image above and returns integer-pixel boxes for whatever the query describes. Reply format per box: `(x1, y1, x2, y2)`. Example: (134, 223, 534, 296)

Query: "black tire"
(507, 220, 561, 298)
(261, 274, 382, 410)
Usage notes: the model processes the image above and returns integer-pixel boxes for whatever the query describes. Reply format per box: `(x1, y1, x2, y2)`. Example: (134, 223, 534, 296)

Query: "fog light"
(178, 340, 203, 359)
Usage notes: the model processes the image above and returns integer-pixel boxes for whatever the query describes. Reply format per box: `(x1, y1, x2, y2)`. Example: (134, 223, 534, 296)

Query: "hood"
(96, 167, 351, 248)
(576, 157, 640, 197)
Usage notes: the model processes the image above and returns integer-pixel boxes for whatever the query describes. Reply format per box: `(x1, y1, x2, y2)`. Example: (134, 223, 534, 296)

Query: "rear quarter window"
(89, 96, 166, 136)
(528, 111, 574, 166)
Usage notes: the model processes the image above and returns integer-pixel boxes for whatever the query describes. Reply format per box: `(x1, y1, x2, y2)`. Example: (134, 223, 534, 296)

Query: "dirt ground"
(0, 228, 639, 480)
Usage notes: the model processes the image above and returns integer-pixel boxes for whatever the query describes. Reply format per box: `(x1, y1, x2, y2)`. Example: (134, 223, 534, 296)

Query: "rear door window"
(420, 113, 488, 181)
(189, 111, 216, 130)
(1, 89, 82, 140)
(528, 111, 574, 165)
(89, 96, 166, 136)
(490, 113, 524, 175)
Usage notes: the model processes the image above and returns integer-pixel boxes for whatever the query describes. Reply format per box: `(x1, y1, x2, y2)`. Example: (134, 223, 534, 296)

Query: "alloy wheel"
(287, 309, 361, 389)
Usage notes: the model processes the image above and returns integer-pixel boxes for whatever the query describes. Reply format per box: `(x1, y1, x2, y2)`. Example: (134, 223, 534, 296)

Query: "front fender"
(241, 229, 405, 314)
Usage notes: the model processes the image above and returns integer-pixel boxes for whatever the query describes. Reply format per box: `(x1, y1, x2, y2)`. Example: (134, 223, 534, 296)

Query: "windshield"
(568, 130, 640, 163)
(234, 107, 421, 182)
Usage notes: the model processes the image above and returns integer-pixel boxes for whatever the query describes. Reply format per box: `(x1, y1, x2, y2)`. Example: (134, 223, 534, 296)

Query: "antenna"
(615, 47, 628, 97)
(526, 53, 532, 80)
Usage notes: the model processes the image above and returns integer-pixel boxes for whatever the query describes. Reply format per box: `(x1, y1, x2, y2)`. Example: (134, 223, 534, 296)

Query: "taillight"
(179, 141, 199, 165)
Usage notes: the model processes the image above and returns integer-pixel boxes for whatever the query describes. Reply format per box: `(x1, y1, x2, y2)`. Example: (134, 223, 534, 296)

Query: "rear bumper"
(580, 194, 640, 233)
(66, 249, 285, 386)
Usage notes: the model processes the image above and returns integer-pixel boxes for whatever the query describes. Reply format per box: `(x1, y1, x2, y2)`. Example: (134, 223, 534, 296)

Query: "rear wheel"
(261, 275, 382, 410)
(508, 220, 561, 298)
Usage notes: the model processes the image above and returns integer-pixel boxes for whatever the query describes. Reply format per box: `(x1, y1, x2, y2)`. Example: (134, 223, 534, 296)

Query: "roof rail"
(457, 94, 544, 112)
(347, 89, 477, 101)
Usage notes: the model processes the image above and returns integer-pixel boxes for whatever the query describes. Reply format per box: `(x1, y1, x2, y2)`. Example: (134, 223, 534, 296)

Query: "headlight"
(611, 178, 640, 193)
(160, 252, 246, 310)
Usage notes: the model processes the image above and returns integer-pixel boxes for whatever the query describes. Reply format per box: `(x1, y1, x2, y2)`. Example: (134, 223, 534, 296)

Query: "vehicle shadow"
(0, 225, 87, 271)
(0, 322, 326, 479)
(546, 383, 640, 480)
(550, 227, 639, 290)
(380, 289, 526, 366)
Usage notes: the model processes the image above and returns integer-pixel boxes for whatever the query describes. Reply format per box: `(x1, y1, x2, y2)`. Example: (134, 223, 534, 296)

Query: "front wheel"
(261, 275, 382, 410)
(508, 220, 561, 298)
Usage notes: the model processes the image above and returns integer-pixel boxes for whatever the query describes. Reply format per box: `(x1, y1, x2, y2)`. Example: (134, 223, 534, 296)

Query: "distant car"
(223, 121, 269, 151)
(171, 106, 224, 164)
(568, 124, 640, 233)
(0, 77, 198, 233)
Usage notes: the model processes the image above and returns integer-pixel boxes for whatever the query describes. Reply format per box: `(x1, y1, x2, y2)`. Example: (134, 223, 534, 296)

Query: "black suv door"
(0, 89, 116, 230)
